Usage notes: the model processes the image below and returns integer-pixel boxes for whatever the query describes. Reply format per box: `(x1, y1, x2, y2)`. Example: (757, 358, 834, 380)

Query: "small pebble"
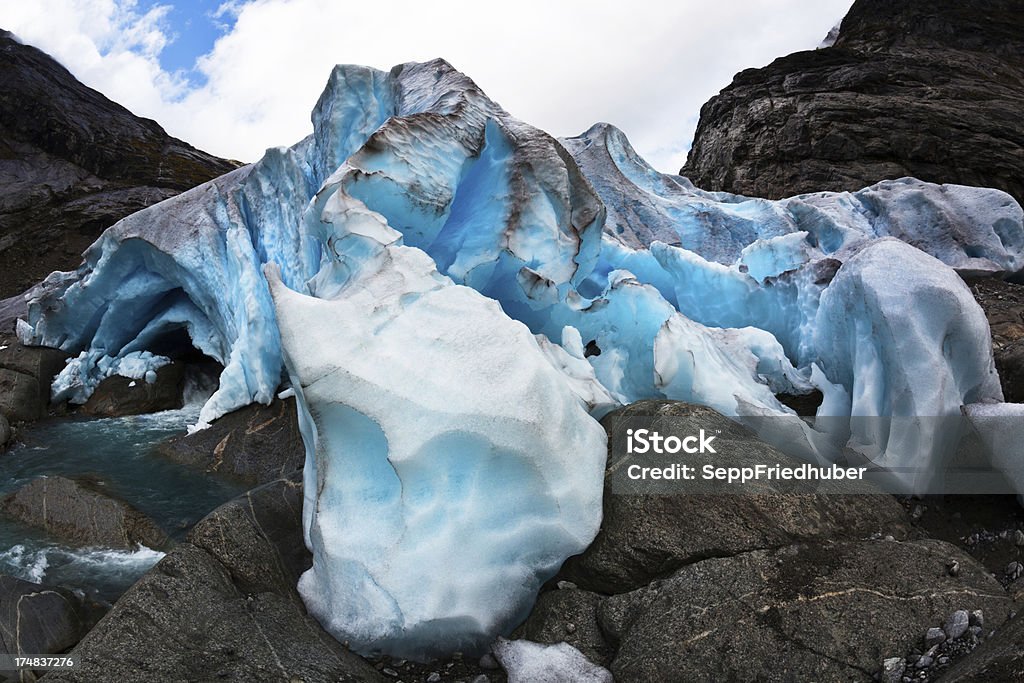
(1006, 561, 1023, 581)
(881, 656, 904, 683)
(565, 622, 577, 634)
(924, 627, 945, 648)
(970, 610, 984, 628)
(478, 653, 499, 669)
(382, 668, 399, 678)
(916, 655, 933, 668)
(1015, 529, 1024, 546)
(945, 610, 970, 640)
(946, 560, 960, 577)
(427, 674, 441, 683)
(556, 580, 578, 590)
(938, 656, 949, 665)
(470, 676, 489, 683)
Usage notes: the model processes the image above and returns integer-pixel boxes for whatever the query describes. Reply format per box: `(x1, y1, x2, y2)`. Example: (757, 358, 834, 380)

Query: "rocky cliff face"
(680, 0, 1024, 204)
(0, 29, 239, 298)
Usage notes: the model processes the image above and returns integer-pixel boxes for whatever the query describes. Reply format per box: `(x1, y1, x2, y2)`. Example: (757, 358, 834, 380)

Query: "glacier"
(13, 58, 1024, 656)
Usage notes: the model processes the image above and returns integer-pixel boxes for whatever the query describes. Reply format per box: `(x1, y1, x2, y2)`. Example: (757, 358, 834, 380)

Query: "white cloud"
(0, 0, 852, 172)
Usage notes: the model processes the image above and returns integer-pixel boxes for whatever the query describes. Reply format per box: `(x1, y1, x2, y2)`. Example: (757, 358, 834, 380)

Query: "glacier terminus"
(14, 59, 1024, 658)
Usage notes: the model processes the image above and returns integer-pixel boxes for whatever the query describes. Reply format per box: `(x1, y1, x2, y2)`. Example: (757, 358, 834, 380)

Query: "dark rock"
(0, 574, 101, 681)
(0, 332, 69, 422)
(0, 476, 170, 550)
(79, 363, 184, 417)
(926, 628, 947, 649)
(966, 278, 1024, 402)
(0, 294, 26, 336)
(680, 0, 1024, 207)
(946, 610, 971, 641)
(45, 473, 385, 683)
(152, 398, 305, 486)
(937, 612, 1024, 681)
(558, 400, 911, 594)
(0, 29, 240, 299)
(511, 589, 613, 667)
(0, 367, 44, 422)
(775, 389, 823, 417)
(599, 539, 1012, 683)
(0, 413, 9, 448)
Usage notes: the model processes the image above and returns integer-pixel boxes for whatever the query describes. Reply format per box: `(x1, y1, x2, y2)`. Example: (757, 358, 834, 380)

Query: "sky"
(0, 0, 853, 172)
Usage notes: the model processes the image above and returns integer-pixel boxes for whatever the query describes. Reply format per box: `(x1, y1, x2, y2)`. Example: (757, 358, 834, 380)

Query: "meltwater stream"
(0, 403, 248, 603)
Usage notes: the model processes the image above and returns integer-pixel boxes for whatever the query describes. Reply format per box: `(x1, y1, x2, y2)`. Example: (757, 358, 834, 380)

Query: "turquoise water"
(0, 405, 248, 603)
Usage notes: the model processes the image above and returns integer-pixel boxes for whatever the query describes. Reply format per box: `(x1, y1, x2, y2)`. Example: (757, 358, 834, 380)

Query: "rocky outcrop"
(1, 476, 170, 550)
(152, 398, 305, 486)
(680, 0, 1024, 206)
(0, 29, 239, 298)
(558, 401, 912, 594)
(46, 473, 386, 683)
(0, 575, 102, 682)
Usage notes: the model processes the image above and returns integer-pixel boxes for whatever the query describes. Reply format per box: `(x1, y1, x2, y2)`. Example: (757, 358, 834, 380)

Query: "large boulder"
(0, 575, 101, 682)
(79, 362, 185, 417)
(680, 0, 1024, 207)
(0, 332, 67, 422)
(45, 473, 385, 683)
(1, 476, 170, 550)
(600, 539, 1013, 682)
(558, 401, 912, 594)
(152, 398, 305, 486)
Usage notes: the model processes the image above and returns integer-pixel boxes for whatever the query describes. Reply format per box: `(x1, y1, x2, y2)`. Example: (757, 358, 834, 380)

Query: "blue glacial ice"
(13, 58, 1024, 655)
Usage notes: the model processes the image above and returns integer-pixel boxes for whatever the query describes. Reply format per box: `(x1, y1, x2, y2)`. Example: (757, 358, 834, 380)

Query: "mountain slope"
(680, 0, 1024, 204)
(0, 29, 239, 297)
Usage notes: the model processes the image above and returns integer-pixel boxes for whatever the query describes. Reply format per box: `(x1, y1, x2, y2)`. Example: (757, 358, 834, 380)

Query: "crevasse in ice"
(15, 59, 1024, 655)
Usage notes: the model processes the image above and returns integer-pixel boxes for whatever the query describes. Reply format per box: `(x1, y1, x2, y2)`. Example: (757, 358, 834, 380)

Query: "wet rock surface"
(0, 574, 102, 682)
(0, 476, 170, 550)
(0, 332, 67, 423)
(78, 363, 185, 418)
(0, 29, 239, 299)
(680, 0, 1024, 207)
(152, 398, 305, 486)
(45, 472, 386, 683)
